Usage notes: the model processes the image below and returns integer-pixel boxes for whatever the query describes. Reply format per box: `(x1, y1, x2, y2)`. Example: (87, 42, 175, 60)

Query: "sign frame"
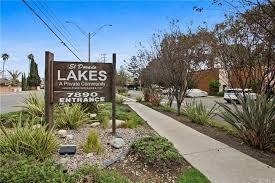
(45, 51, 117, 134)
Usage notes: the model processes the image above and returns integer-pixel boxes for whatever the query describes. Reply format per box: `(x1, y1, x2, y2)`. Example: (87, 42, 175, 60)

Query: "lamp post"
(65, 21, 112, 62)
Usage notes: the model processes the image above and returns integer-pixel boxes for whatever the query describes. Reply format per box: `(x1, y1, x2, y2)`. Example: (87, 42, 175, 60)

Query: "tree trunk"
(176, 100, 181, 116)
(2, 61, 5, 78)
(168, 95, 173, 107)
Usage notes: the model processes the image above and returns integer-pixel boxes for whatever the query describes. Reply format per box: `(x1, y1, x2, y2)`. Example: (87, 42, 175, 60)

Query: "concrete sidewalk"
(126, 101, 275, 183)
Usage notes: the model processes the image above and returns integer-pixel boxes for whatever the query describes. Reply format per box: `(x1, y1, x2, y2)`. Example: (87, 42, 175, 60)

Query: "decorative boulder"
(90, 113, 97, 119)
(110, 137, 125, 149)
(57, 130, 67, 138)
(108, 120, 126, 128)
(66, 134, 74, 140)
(90, 122, 100, 128)
(32, 124, 42, 129)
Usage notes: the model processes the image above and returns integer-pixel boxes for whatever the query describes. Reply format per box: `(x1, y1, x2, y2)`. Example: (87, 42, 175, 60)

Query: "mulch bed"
(109, 153, 190, 183)
(148, 105, 275, 168)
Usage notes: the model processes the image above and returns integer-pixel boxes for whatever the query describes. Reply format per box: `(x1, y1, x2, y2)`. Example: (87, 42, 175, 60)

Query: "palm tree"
(1, 53, 10, 78)
(7, 70, 21, 86)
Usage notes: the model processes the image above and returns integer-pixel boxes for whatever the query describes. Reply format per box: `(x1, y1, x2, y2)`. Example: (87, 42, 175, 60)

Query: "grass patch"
(177, 168, 210, 183)
(0, 111, 34, 127)
(73, 165, 130, 183)
(98, 103, 144, 128)
(0, 154, 129, 183)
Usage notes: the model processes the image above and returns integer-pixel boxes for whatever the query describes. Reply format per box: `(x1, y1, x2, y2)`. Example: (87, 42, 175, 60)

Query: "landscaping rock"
(90, 113, 97, 119)
(87, 153, 93, 158)
(108, 120, 126, 128)
(90, 122, 100, 128)
(59, 157, 69, 165)
(66, 134, 74, 140)
(32, 124, 42, 129)
(57, 130, 67, 138)
(110, 137, 125, 149)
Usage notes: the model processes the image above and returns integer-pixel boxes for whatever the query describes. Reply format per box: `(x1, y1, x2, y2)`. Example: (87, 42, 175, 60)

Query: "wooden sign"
(52, 62, 113, 103)
(45, 51, 116, 134)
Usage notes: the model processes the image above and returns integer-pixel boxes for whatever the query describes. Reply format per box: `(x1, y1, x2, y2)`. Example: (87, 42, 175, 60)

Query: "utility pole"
(88, 32, 91, 62)
(101, 53, 107, 63)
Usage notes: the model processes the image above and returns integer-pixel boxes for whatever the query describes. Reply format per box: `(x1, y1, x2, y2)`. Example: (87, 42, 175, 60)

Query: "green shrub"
(131, 136, 183, 168)
(126, 112, 144, 129)
(82, 129, 103, 154)
(219, 95, 275, 151)
(0, 111, 31, 128)
(81, 102, 98, 113)
(115, 95, 124, 105)
(0, 121, 58, 160)
(117, 87, 128, 95)
(97, 110, 110, 128)
(0, 154, 129, 183)
(55, 104, 90, 129)
(136, 96, 143, 102)
(184, 100, 217, 125)
(149, 90, 163, 107)
(177, 168, 210, 183)
(21, 93, 44, 118)
(209, 80, 220, 95)
(72, 165, 130, 183)
(0, 154, 73, 183)
(143, 88, 151, 102)
(159, 103, 177, 113)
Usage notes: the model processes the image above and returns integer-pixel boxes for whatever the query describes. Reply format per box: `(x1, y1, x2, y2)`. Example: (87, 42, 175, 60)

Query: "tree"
(127, 49, 152, 89)
(27, 54, 34, 76)
(1, 53, 9, 78)
(27, 55, 41, 88)
(116, 66, 128, 88)
(214, 4, 275, 98)
(138, 20, 211, 114)
(21, 73, 27, 91)
(7, 70, 21, 86)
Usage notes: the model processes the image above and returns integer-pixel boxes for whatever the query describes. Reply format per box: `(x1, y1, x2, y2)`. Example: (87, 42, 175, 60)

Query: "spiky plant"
(218, 95, 275, 151)
(0, 119, 58, 160)
(55, 104, 90, 129)
(184, 99, 218, 125)
(21, 93, 45, 119)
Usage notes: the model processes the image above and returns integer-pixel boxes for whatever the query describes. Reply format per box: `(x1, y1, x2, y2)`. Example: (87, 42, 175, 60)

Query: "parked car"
(186, 89, 208, 98)
(224, 88, 256, 103)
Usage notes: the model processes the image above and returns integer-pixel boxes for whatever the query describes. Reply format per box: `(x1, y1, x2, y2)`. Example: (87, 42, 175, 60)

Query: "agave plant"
(55, 104, 90, 129)
(218, 95, 275, 151)
(21, 93, 45, 118)
(183, 99, 218, 125)
(0, 119, 58, 160)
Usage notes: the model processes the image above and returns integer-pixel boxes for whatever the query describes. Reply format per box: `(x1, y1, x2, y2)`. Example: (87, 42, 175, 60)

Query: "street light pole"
(66, 21, 112, 62)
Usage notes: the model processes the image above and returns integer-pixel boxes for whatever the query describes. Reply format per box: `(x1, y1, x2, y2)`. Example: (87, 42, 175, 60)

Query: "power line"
(31, 1, 82, 57)
(22, 0, 82, 62)
(37, 1, 81, 48)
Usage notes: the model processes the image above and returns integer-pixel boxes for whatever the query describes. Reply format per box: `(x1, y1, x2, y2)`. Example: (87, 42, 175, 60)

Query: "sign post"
(112, 53, 116, 135)
(45, 51, 54, 129)
(44, 51, 116, 134)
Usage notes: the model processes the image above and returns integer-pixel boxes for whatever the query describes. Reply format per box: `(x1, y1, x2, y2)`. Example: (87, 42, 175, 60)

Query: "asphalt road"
(0, 90, 44, 114)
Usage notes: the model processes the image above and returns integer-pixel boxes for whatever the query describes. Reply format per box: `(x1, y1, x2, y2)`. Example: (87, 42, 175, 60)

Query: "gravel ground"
(54, 123, 156, 172)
